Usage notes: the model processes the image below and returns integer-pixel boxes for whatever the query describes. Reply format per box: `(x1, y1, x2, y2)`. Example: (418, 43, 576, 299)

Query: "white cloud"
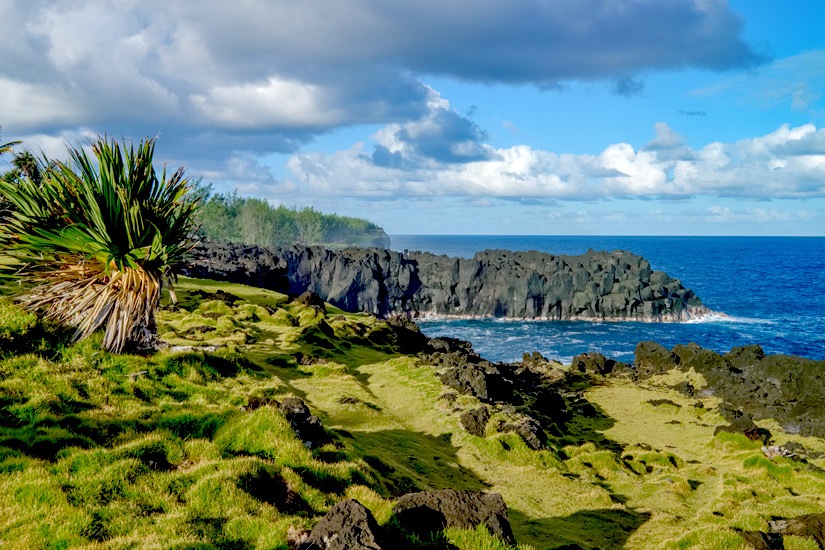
(285, 122, 825, 201)
(0, 0, 760, 151)
(190, 78, 342, 129)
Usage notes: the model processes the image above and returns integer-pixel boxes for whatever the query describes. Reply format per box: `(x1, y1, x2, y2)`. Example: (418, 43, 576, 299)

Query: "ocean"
(389, 235, 825, 364)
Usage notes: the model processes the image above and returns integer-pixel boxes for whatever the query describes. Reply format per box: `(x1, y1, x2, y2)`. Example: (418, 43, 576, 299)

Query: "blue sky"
(1, 1, 824, 236)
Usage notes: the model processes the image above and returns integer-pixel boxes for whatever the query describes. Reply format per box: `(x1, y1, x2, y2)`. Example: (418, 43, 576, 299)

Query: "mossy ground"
(1, 276, 823, 549)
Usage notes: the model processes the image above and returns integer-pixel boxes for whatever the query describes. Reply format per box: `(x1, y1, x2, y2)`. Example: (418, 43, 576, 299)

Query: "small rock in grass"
(299, 499, 384, 550)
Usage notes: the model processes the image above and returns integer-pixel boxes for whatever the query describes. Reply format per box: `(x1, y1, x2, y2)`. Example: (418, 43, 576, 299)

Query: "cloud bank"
(1, 0, 762, 160)
(286, 118, 825, 201)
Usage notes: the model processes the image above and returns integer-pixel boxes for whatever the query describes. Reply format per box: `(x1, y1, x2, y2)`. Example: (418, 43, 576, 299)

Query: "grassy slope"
(1, 276, 823, 549)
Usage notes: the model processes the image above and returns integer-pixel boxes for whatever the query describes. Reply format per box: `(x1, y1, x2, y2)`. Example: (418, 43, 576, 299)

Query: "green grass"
(1, 277, 824, 549)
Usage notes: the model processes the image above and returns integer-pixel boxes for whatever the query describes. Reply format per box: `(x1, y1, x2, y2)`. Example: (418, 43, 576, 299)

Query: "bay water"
(389, 235, 825, 363)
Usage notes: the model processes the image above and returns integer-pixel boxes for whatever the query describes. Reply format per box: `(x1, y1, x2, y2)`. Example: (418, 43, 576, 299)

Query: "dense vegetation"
(196, 191, 391, 249)
(2, 277, 824, 549)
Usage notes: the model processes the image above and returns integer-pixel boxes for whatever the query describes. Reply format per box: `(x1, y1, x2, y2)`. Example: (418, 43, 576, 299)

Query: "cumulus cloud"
(0, 0, 761, 161)
(285, 122, 825, 201)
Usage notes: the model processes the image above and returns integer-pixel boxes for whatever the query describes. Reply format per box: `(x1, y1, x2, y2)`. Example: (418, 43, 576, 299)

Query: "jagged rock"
(438, 360, 517, 404)
(391, 489, 516, 545)
(500, 415, 546, 450)
(460, 406, 490, 437)
(384, 317, 429, 354)
(571, 352, 629, 375)
(299, 499, 384, 550)
(620, 342, 825, 438)
(738, 530, 785, 550)
(280, 397, 328, 448)
(182, 241, 708, 321)
(633, 341, 679, 379)
(769, 513, 825, 547)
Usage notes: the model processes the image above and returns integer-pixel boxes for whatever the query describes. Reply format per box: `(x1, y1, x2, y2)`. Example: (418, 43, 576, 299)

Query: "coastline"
(405, 304, 720, 323)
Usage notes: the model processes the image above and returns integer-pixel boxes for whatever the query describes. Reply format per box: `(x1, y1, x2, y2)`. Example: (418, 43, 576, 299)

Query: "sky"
(1, 0, 824, 236)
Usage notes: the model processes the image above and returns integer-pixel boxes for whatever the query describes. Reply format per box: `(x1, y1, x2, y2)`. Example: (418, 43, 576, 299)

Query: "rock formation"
(182, 241, 710, 321)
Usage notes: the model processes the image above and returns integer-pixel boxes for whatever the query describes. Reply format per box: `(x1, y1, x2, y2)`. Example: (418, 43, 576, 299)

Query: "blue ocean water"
(389, 235, 825, 363)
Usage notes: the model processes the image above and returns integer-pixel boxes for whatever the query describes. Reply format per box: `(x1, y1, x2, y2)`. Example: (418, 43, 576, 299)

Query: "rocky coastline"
(181, 240, 712, 322)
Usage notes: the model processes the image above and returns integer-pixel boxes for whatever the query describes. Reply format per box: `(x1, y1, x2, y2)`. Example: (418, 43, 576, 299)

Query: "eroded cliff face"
(181, 241, 709, 321)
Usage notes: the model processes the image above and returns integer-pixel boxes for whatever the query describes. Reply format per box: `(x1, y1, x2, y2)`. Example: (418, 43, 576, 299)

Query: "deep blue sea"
(389, 235, 825, 364)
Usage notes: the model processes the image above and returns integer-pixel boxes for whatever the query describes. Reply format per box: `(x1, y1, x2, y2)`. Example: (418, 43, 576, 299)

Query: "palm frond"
(0, 135, 200, 352)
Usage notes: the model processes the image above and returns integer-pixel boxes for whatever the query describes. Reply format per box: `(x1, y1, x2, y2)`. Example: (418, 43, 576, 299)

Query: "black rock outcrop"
(391, 489, 516, 545)
(625, 342, 825, 437)
(181, 241, 709, 321)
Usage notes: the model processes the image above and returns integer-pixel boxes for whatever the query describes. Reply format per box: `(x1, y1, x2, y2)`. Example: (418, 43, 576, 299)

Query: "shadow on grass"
(554, 398, 625, 454)
(510, 507, 651, 550)
(346, 429, 488, 498)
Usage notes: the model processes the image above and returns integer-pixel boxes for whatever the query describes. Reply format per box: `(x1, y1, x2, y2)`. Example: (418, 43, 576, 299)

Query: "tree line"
(195, 190, 390, 248)
(0, 129, 390, 250)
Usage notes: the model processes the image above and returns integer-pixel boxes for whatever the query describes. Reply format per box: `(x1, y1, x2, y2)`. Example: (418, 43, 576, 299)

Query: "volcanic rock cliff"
(181, 241, 710, 321)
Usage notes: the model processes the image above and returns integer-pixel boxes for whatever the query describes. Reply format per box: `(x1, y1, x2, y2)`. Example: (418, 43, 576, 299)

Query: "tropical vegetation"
(196, 190, 390, 248)
(0, 136, 199, 352)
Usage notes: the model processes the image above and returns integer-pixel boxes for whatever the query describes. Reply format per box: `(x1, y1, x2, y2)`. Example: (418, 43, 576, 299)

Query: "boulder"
(391, 489, 516, 545)
(460, 406, 490, 437)
(769, 513, 825, 547)
(738, 530, 784, 550)
(299, 499, 384, 550)
(571, 352, 629, 375)
(633, 341, 679, 379)
(280, 397, 328, 448)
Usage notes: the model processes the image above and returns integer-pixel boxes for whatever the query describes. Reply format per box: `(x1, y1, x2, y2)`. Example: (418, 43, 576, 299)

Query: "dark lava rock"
(299, 499, 384, 550)
(633, 341, 679, 379)
(384, 317, 429, 354)
(460, 406, 490, 437)
(337, 396, 360, 405)
(782, 441, 825, 460)
(191, 289, 242, 305)
(571, 352, 630, 375)
(247, 395, 280, 411)
(621, 342, 825, 438)
(738, 530, 785, 550)
(280, 397, 329, 448)
(181, 241, 706, 321)
(391, 489, 516, 545)
(438, 361, 516, 404)
(500, 415, 546, 450)
(769, 513, 825, 547)
(295, 291, 327, 313)
(714, 404, 771, 444)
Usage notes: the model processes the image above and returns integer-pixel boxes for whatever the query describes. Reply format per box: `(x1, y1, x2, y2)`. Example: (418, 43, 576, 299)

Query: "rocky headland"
(181, 241, 711, 322)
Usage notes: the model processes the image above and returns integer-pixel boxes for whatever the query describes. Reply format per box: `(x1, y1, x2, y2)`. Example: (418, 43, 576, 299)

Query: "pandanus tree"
(0, 136, 200, 352)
